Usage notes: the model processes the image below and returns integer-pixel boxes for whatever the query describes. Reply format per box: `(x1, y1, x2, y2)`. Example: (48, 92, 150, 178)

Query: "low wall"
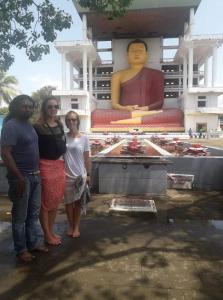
(1, 155, 223, 194)
(91, 155, 223, 193)
(166, 156, 223, 190)
(98, 162, 168, 195)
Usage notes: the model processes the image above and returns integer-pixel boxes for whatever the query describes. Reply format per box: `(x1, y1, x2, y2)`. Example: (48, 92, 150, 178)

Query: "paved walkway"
(0, 190, 223, 300)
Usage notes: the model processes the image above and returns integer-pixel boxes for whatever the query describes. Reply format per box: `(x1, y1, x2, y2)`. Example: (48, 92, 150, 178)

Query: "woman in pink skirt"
(34, 98, 66, 245)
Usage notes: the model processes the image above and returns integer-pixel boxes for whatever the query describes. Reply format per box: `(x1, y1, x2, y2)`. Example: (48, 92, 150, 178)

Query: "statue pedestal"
(91, 125, 185, 133)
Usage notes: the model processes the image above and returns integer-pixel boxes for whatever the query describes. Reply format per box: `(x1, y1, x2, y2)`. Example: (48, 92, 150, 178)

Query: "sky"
(8, 0, 223, 95)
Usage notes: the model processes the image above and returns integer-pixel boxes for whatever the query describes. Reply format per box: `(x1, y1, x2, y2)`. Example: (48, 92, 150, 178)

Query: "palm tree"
(0, 70, 18, 106)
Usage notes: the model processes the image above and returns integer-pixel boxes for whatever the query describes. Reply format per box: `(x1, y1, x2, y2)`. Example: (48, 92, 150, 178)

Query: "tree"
(0, 1, 132, 71)
(0, 70, 18, 106)
(0, 0, 72, 71)
(0, 107, 9, 115)
(32, 85, 56, 104)
(78, 0, 133, 18)
(31, 85, 57, 122)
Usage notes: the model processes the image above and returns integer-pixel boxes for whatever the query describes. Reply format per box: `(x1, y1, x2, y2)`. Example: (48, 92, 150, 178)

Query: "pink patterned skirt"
(40, 159, 66, 211)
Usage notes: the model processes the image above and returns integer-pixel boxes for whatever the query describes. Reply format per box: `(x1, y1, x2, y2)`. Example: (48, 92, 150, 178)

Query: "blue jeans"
(8, 174, 41, 254)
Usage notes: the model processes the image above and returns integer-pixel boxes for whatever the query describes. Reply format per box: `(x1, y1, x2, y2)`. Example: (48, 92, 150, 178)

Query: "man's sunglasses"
(47, 104, 59, 109)
(66, 118, 78, 122)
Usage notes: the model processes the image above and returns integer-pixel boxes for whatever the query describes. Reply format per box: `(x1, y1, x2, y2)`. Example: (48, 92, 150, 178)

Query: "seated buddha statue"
(91, 39, 183, 127)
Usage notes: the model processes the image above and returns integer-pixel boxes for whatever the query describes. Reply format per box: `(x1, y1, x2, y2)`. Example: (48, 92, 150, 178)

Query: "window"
(197, 95, 206, 108)
(164, 92, 178, 98)
(97, 93, 111, 100)
(71, 98, 78, 109)
(198, 101, 206, 107)
(196, 123, 207, 132)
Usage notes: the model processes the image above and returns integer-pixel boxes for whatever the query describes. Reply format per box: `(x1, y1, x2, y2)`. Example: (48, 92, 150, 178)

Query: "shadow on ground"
(0, 190, 223, 300)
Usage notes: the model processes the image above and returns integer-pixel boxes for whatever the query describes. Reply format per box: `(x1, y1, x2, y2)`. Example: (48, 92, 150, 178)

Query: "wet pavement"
(0, 190, 223, 300)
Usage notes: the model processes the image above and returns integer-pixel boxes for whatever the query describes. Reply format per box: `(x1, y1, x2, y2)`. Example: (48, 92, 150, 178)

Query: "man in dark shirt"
(1, 95, 48, 262)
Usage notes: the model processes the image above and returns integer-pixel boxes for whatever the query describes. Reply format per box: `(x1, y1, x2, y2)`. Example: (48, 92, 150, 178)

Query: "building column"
(212, 46, 217, 87)
(83, 49, 88, 91)
(184, 22, 189, 35)
(188, 46, 194, 88)
(69, 62, 74, 90)
(61, 52, 66, 90)
(183, 54, 188, 92)
(189, 8, 195, 36)
(82, 14, 87, 40)
(204, 57, 209, 87)
(88, 59, 93, 97)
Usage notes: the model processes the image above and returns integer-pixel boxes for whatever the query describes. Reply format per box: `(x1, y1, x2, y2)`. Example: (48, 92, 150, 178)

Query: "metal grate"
(109, 198, 157, 213)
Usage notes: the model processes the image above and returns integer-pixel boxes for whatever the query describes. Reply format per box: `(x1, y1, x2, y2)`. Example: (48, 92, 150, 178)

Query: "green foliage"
(0, 107, 9, 115)
(31, 85, 57, 122)
(0, 0, 72, 70)
(32, 85, 56, 104)
(0, 70, 18, 105)
(78, 0, 133, 18)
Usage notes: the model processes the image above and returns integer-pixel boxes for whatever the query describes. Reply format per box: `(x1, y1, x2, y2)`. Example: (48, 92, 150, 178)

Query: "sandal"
(18, 251, 35, 263)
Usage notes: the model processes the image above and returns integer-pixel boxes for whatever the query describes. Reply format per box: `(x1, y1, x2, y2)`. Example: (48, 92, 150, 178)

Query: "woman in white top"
(64, 111, 91, 238)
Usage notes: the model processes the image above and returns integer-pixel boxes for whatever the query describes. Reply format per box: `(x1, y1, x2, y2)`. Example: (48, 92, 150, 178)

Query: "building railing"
(100, 60, 113, 65)
(94, 87, 111, 91)
(164, 85, 183, 89)
(163, 71, 183, 75)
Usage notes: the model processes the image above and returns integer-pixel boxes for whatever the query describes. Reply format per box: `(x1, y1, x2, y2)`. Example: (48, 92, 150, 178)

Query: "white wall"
(60, 96, 71, 110)
(112, 38, 162, 72)
(184, 93, 219, 110)
(185, 114, 218, 132)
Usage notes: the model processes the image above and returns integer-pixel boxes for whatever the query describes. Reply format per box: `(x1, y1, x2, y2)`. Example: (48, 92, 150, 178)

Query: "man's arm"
(1, 146, 25, 197)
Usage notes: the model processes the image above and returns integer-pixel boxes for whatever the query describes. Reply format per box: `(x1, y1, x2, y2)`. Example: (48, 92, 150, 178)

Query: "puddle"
(0, 221, 11, 233)
(209, 220, 223, 230)
(168, 219, 223, 231)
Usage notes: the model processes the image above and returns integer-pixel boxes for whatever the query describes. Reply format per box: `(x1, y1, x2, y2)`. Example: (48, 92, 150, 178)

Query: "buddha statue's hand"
(136, 106, 149, 111)
(124, 105, 139, 111)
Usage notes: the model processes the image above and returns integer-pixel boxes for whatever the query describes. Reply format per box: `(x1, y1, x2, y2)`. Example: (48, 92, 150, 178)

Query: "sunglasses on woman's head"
(47, 104, 59, 109)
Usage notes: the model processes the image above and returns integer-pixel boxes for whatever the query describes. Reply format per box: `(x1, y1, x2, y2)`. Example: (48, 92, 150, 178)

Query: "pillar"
(82, 14, 87, 40)
(88, 59, 93, 97)
(69, 62, 74, 90)
(212, 46, 217, 87)
(183, 54, 188, 92)
(204, 57, 209, 87)
(188, 46, 193, 88)
(83, 49, 88, 91)
(61, 52, 66, 90)
(189, 8, 195, 36)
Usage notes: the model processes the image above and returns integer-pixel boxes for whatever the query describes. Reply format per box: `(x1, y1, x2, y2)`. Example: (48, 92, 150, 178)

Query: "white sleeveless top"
(64, 134, 90, 178)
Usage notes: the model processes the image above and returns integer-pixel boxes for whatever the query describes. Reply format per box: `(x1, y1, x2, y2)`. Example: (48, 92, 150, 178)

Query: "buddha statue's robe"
(91, 67, 183, 127)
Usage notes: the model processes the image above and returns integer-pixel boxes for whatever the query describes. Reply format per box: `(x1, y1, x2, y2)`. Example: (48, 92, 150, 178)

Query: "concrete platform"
(0, 190, 223, 299)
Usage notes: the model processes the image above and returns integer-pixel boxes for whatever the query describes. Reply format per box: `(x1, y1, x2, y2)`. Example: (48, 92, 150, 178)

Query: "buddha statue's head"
(127, 39, 148, 66)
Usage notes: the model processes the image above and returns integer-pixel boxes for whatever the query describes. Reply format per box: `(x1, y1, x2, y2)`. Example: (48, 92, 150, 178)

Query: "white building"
(53, 0, 223, 133)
